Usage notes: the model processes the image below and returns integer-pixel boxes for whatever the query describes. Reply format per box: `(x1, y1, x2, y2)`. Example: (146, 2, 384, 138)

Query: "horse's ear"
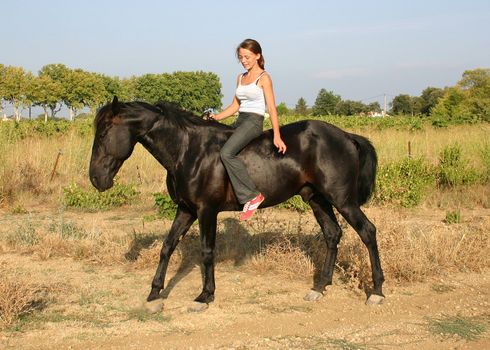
(111, 96, 120, 115)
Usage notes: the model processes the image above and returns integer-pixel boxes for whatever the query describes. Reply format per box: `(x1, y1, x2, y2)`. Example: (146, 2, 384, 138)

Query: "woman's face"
(238, 48, 260, 70)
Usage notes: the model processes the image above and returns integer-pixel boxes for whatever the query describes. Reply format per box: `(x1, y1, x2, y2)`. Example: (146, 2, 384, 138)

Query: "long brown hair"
(236, 39, 265, 69)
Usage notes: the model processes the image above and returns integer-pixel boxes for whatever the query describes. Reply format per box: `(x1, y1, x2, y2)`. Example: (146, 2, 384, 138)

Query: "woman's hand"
(274, 136, 287, 154)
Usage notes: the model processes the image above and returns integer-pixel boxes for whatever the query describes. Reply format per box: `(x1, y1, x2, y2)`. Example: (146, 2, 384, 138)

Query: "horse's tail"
(350, 134, 378, 205)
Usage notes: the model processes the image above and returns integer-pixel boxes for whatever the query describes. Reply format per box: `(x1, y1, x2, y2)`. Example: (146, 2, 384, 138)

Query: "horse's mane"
(154, 102, 232, 131)
(94, 100, 232, 132)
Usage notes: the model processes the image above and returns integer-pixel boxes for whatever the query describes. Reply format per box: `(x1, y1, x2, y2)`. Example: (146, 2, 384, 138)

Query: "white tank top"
(235, 72, 266, 115)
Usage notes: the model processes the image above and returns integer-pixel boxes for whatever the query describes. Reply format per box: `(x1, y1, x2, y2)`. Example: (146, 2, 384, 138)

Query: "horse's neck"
(139, 119, 190, 173)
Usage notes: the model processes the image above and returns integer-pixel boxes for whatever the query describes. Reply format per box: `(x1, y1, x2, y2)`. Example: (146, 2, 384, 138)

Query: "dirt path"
(1, 251, 489, 350)
(1, 206, 489, 349)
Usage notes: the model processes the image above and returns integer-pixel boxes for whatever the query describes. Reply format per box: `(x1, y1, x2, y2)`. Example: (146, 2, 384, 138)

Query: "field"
(0, 118, 489, 349)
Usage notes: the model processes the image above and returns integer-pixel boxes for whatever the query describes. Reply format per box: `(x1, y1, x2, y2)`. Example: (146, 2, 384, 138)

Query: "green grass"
(444, 210, 461, 224)
(63, 182, 139, 211)
(327, 338, 368, 350)
(431, 284, 456, 293)
(428, 315, 486, 341)
(125, 308, 171, 322)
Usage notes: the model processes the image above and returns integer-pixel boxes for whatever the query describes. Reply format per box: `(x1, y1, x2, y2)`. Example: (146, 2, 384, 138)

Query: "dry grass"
(361, 124, 490, 167)
(248, 235, 315, 278)
(5, 207, 488, 292)
(1, 123, 488, 209)
(0, 273, 43, 330)
(0, 130, 163, 207)
(336, 212, 490, 287)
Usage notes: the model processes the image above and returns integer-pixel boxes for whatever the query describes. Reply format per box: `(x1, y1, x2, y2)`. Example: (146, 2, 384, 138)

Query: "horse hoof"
(303, 290, 323, 302)
(187, 302, 209, 313)
(365, 294, 384, 305)
(145, 299, 164, 314)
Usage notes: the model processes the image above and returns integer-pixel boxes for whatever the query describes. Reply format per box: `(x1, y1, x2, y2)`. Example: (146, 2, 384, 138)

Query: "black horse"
(89, 97, 384, 308)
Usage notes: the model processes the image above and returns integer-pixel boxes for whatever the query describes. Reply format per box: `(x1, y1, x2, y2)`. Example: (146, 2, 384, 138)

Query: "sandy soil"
(0, 205, 489, 349)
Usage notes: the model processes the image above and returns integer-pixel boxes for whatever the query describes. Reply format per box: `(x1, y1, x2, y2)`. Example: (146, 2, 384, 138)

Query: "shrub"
(374, 157, 435, 207)
(0, 274, 42, 330)
(153, 193, 178, 220)
(48, 220, 88, 240)
(63, 182, 139, 211)
(437, 144, 479, 187)
(6, 220, 40, 247)
(444, 210, 461, 224)
(278, 195, 310, 212)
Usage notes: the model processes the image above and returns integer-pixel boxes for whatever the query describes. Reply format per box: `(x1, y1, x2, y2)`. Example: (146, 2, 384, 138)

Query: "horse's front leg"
(147, 206, 196, 302)
(194, 208, 218, 305)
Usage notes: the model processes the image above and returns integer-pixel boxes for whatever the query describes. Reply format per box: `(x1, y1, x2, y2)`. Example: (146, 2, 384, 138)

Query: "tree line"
(288, 68, 490, 122)
(1, 63, 488, 123)
(0, 63, 222, 121)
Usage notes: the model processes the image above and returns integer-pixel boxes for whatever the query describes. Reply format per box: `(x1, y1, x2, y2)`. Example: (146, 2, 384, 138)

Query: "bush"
(0, 274, 42, 330)
(153, 193, 178, 220)
(63, 182, 139, 211)
(437, 144, 479, 187)
(6, 219, 40, 247)
(374, 157, 435, 207)
(444, 210, 461, 224)
(278, 195, 310, 212)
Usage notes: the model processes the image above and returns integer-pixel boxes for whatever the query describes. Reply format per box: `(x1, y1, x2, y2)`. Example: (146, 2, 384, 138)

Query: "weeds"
(0, 275, 44, 330)
(444, 210, 461, 224)
(428, 315, 486, 341)
(437, 144, 479, 187)
(153, 192, 178, 220)
(431, 284, 456, 293)
(6, 219, 40, 247)
(63, 182, 139, 211)
(278, 195, 310, 212)
(374, 157, 435, 207)
(48, 220, 88, 240)
(125, 308, 171, 322)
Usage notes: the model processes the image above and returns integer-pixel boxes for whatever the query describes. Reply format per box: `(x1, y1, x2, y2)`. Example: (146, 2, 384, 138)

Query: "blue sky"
(2, 0, 490, 111)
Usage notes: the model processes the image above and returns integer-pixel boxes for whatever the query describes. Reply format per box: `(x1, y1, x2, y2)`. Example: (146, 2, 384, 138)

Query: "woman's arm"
(211, 74, 241, 121)
(261, 74, 287, 153)
(212, 96, 240, 120)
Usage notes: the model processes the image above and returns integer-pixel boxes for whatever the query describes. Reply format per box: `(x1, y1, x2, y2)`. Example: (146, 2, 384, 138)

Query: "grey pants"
(220, 112, 264, 204)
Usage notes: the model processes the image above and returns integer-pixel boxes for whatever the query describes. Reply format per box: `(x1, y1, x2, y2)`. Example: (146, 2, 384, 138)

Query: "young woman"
(210, 38, 287, 221)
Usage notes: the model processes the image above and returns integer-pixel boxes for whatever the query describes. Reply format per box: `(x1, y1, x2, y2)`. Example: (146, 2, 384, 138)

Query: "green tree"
(276, 102, 289, 116)
(120, 76, 137, 101)
(367, 102, 382, 113)
(135, 71, 222, 112)
(98, 74, 124, 106)
(419, 87, 444, 115)
(334, 100, 366, 116)
(39, 63, 71, 118)
(0, 65, 32, 121)
(458, 68, 490, 121)
(391, 94, 421, 116)
(28, 74, 64, 122)
(312, 89, 341, 116)
(63, 69, 105, 120)
(432, 68, 490, 122)
(294, 97, 308, 116)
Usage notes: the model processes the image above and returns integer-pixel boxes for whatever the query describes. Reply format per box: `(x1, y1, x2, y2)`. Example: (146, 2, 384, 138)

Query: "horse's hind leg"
(337, 204, 384, 304)
(147, 206, 196, 302)
(301, 189, 342, 301)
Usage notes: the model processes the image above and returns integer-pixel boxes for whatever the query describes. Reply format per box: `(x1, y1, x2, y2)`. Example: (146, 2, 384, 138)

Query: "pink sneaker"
(240, 193, 265, 221)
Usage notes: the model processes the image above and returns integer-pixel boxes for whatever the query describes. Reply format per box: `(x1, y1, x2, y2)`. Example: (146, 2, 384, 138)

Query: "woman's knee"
(220, 148, 233, 162)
